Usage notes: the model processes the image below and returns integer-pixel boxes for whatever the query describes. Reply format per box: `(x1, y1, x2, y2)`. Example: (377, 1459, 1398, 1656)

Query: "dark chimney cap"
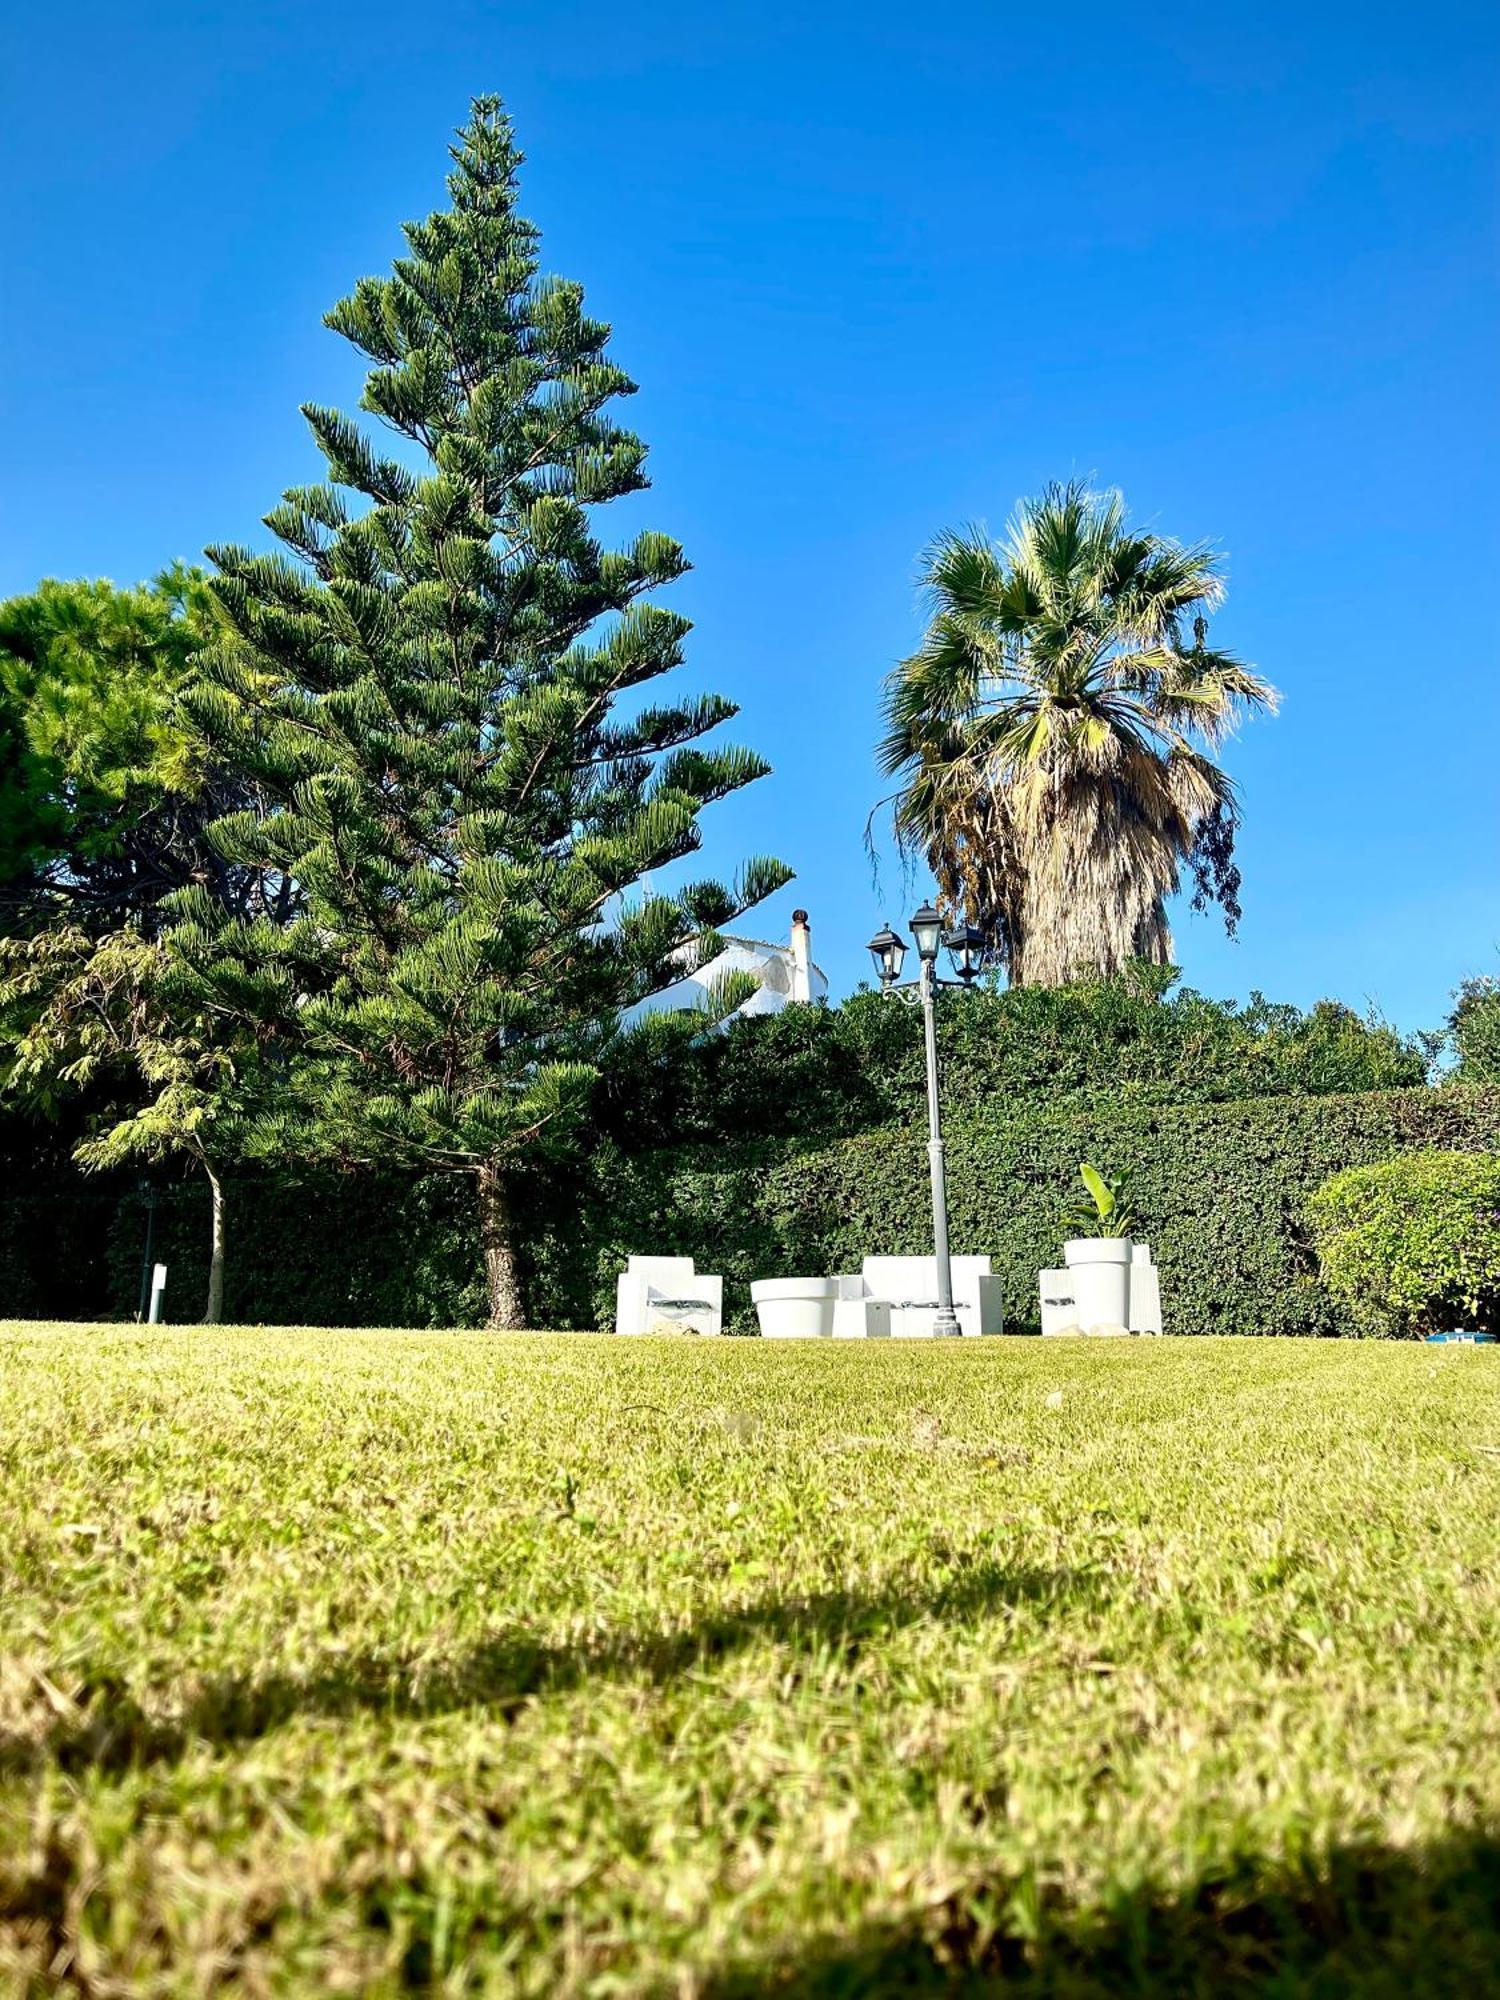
(792, 908, 809, 926)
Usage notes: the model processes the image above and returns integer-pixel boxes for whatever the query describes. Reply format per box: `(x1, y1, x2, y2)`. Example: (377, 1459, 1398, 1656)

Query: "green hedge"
(3, 1084, 1495, 1338)
(93, 1170, 490, 1329)
(0, 969, 1434, 1330)
(551, 1083, 1500, 1336)
(757, 1087, 1500, 1337)
(593, 978, 1429, 1150)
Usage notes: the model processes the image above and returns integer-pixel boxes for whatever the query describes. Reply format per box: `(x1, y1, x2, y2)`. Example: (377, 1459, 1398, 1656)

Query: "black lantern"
(909, 903, 944, 965)
(944, 925, 986, 984)
(867, 925, 907, 987)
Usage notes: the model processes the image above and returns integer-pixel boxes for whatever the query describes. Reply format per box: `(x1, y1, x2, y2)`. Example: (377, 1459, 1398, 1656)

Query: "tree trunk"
(1008, 811, 1175, 987)
(477, 1160, 526, 1330)
(202, 1160, 226, 1325)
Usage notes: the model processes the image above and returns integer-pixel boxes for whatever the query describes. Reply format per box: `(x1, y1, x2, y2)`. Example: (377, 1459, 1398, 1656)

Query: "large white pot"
(1062, 1239, 1131, 1332)
(751, 1277, 838, 1339)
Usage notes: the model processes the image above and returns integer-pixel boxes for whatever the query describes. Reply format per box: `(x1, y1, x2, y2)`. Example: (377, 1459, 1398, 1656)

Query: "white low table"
(751, 1277, 848, 1339)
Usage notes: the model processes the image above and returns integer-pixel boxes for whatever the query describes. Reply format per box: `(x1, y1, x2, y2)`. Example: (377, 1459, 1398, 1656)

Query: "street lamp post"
(868, 907, 986, 1338)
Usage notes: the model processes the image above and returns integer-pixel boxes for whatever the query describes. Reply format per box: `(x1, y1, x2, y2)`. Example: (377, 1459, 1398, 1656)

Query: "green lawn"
(2, 1329, 1498, 1996)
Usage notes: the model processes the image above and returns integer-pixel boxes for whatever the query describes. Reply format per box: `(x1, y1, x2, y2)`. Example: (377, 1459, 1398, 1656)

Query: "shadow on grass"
(702, 1828, 1500, 1998)
(1, 1557, 1092, 1777)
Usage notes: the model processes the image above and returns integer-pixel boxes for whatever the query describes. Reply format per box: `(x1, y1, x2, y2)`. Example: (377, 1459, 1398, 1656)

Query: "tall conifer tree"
(167, 97, 789, 1326)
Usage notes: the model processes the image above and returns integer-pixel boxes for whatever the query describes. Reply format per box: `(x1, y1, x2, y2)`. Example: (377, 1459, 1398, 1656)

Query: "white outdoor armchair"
(614, 1256, 724, 1337)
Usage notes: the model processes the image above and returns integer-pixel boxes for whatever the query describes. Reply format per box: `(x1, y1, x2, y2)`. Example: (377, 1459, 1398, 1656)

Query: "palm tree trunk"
(1010, 810, 1175, 987)
(202, 1160, 226, 1325)
(477, 1160, 526, 1330)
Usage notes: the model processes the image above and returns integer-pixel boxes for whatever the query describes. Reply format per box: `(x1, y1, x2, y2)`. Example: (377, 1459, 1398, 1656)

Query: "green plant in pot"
(1063, 1162, 1138, 1242)
(1061, 1161, 1139, 1331)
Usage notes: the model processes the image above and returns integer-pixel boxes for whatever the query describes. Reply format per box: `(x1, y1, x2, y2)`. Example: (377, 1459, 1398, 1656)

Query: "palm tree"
(878, 482, 1277, 987)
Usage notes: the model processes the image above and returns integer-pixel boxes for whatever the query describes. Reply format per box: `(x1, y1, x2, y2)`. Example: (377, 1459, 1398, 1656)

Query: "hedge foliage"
(595, 976, 1428, 1149)
(3, 1082, 1496, 1335)
(0, 978, 1472, 1336)
(1308, 1151, 1500, 1336)
(547, 1084, 1499, 1337)
(1450, 977, 1500, 1084)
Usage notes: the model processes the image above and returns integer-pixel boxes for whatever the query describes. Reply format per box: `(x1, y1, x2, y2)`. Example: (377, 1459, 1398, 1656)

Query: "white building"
(634, 909, 828, 1023)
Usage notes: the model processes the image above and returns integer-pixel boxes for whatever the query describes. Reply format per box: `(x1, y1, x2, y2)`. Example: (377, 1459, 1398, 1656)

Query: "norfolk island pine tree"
(163, 96, 790, 1328)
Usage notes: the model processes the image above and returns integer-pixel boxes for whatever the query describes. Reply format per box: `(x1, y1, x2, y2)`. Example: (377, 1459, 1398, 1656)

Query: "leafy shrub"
(1450, 977, 1500, 1084)
(1308, 1151, 1500, 1336)
(591, 971, 1429, 1151)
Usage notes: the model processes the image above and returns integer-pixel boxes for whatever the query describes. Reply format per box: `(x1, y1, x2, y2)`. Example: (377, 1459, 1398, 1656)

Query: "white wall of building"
(633, 910, 828, 1024)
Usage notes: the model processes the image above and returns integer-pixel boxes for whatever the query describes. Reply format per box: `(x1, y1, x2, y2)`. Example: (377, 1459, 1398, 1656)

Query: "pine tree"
(166, 96, 790, 1326)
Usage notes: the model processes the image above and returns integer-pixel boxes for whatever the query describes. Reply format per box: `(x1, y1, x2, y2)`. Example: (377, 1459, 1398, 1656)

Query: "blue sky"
(2, 1, 1496, 1031)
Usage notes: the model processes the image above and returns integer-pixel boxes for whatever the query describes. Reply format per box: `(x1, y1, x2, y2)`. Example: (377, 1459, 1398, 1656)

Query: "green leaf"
(1080, 1160, 1115, 1220)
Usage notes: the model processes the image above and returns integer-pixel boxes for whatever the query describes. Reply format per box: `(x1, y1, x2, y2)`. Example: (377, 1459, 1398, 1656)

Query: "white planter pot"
(1062, 1239, 1131, 1332)
(1063, 1238, 1131, 1268)
(751, 1277, 838, 1339)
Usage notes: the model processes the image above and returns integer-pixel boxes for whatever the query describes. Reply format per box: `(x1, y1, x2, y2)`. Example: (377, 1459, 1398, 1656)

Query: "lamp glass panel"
(945, 926, 984, 980)
(867, 927, 907, 984)
(910, 903, 943, 962)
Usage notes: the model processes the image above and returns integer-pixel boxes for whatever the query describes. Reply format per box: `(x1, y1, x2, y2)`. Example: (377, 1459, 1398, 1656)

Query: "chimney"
(789, 909, 812, 1004)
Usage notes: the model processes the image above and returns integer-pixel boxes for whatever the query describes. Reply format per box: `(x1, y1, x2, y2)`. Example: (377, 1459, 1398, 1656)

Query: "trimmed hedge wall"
(594, 980, 1430, 1150)
(0, 973, 1439, 1331)
(4, 1084, 1496, 1337)
(749, 1086, 1500, 1337)
(532, 1083, 1500, 1336)
(100, 1170, 493, 1329)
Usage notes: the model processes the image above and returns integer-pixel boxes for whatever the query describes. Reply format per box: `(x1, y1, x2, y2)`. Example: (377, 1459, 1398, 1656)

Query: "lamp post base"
(931, 1308, 962, 1338)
